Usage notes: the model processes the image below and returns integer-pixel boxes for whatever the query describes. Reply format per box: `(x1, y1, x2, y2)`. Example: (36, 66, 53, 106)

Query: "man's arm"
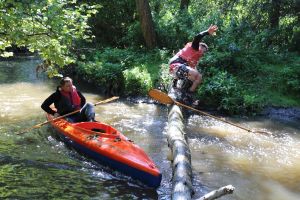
(191, 25, 218, 50)
(41, 93, 58, 115)
(191, 31, 209, 50)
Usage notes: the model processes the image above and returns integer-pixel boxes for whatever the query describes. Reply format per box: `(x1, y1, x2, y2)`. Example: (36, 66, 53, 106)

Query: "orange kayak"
(46, 113, 162, 188)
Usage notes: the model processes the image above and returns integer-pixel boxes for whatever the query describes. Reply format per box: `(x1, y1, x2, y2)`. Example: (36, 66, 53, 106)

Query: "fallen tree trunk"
(165, 88, 234, 200)
(167, 103, 193, 200)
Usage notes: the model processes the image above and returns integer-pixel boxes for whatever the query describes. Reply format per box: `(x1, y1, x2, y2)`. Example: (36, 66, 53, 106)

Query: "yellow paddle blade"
(148, 89, 174, 105)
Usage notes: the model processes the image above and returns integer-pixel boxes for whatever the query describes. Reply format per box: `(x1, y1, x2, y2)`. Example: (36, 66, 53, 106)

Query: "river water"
(0, 57, 299, 199)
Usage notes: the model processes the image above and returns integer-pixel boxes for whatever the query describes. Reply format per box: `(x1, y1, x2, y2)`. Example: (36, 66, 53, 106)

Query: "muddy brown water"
(0, 57, 299, 199)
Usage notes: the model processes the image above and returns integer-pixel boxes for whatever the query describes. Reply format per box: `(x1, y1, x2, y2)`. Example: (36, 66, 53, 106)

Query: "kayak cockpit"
(73, 122, 120, 139)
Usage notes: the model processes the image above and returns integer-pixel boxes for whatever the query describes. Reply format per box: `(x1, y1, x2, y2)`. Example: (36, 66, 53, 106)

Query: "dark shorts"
(170, 63, 189, 79)
(169, 56, 190, 80)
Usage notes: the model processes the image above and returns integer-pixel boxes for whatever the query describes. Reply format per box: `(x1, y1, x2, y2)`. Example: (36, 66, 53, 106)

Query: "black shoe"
(192, 100, 200, 108)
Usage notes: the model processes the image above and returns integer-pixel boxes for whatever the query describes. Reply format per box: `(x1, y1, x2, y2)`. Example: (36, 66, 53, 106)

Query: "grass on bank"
(75, 47, 300, 115)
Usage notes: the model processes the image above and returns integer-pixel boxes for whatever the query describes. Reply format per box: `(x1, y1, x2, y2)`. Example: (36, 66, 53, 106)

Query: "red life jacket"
(176, 42, 204, 68)
(60, 86, 81, 110)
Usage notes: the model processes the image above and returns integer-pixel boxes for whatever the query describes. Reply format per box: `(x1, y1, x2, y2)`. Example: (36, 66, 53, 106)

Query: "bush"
(198, 67, 241, 113)
(75, 45, 299, 115)
(75, 47, 168, 96)
(197, 67, 265, 114)
(158, 63, 173, 92)
(281, 57, 300, 94)
(76, 60, 125, 95)
(123, 66, 153, 95)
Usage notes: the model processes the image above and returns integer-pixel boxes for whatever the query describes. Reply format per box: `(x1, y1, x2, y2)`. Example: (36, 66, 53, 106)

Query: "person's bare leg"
(187, 68, 202, 92)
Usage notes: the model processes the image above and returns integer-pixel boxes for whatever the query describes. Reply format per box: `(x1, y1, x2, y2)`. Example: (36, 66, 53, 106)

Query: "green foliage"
(77, 60, 125, 95)
(80, 0, 299, 114)
(89, 48, 135, 65)
(281, 58, 300, 94)
(198, 67, 266, 114)
(253, 54, 300, 96)
(159, 63, 173, 92)
(120, 21, 144, 47)
(0, 0, 98, 71)
(88, 0, 136, 47)
(148, 0, 299, 53)
(76, 48, 134, 95)
(198, 67, 242, 114)
(76, 48, 168, 95)
(123, 66, 153, 95)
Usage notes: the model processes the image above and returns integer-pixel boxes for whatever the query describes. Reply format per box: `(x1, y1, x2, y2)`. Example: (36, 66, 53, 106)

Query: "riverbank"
(130, 97, 300, 123)
(261, 106, 300, 122)
(3, 51, 299, 117)
(72, 47, 300, 115)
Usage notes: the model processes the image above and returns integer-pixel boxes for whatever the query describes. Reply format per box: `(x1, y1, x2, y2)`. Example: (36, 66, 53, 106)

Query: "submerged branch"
(196, 185, 235, 200)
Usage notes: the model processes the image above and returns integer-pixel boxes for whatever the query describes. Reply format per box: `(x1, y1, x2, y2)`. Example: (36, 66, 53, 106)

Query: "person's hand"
(207, 24, 218, 35)
(53, 113, 60, 118)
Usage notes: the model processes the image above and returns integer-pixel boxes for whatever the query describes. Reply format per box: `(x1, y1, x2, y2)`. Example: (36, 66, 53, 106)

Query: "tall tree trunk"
(269, 0, 281, 29)
(135, 0, 157, 49)
(180, 0, 190, 10)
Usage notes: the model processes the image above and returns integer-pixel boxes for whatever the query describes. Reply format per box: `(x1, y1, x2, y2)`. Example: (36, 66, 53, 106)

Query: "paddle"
(17, 96, 119, 135)
(148, 89, 271, 135)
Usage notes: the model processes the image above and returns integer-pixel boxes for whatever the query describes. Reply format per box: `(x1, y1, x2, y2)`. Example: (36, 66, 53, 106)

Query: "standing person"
(169, 24, 218, 96)
(41, 77, 96, 122)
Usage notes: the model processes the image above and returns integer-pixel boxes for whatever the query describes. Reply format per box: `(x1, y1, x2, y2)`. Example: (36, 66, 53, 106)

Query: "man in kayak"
(169, 24, 218, 103)
(41, 77, 96, 122)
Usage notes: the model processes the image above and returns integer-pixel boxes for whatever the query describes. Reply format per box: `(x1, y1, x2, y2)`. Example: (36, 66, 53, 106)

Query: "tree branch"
(196, 185, 235, 200)
(0, 31, 51, 37)
(25, 32, 51, 37)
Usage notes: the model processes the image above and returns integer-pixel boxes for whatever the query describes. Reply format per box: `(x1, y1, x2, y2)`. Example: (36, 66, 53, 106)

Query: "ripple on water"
(186, 113, 300, 199)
